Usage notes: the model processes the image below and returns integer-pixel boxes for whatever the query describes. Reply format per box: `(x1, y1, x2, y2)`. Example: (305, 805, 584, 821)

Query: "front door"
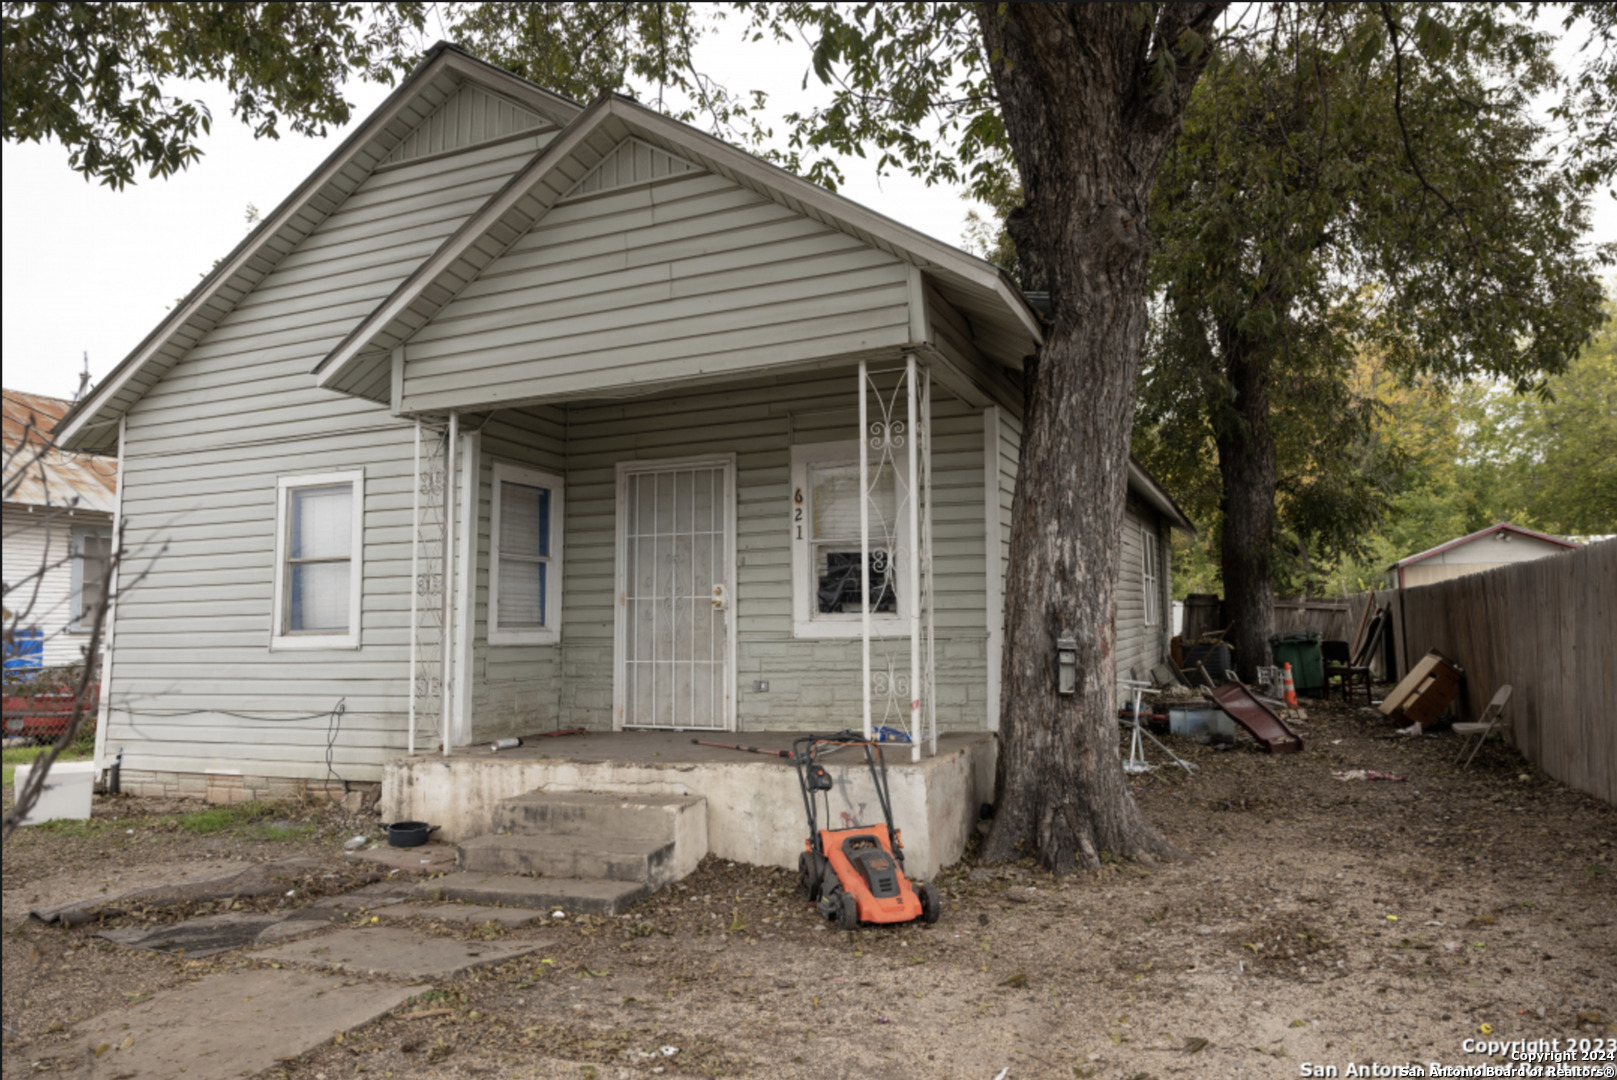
(614, 456, 735, 730)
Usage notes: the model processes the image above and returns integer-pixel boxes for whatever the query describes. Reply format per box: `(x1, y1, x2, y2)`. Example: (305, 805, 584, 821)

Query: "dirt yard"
(4, 696, 1613, 1080)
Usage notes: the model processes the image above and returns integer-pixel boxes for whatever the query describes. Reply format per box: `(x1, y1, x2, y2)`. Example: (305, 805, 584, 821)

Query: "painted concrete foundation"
(381, 731, 996, 882)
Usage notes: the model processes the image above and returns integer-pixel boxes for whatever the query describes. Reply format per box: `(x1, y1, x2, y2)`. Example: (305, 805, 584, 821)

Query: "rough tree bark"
(1215, 344, 1277, 683)
(979, 3, 1226, 872)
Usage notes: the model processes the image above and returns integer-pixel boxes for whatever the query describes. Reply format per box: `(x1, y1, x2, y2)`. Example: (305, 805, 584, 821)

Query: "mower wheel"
(836, 890, 859, 931)
(798, 852, 826, 901)
(917, 882, 941, 924)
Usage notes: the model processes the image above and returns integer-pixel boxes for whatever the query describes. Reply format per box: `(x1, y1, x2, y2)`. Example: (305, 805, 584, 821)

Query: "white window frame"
(270, 470, 364, 651)
(69, 523, 111, 633)
(790, 440, 910, 640)
(1142, 523, 1161, 627)
(489, 460, 564, 646)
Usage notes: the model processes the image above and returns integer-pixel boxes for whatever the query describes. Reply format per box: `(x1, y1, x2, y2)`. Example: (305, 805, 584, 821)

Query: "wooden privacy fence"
(1272, 598, 1355, 642)
(1276, 543, 1614, 802)
(1385, 541, 1614, 804)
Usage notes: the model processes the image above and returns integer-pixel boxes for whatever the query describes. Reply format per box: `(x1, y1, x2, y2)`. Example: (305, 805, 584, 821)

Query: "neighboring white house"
(1390, 522, 1580, 589)
(2, 389, 119, 673)
(56, 44, 1194, 796)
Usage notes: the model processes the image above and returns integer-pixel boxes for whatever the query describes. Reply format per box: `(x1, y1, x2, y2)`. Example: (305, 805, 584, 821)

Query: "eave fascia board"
(55, 43, 472, 452)
(315, 94, 616, 390)
(435, 48, 583, 123)
(1127, 458, 1196, 537)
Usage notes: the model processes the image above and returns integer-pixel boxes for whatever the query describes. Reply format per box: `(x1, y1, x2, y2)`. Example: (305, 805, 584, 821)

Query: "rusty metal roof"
(2, 389, 118, 514)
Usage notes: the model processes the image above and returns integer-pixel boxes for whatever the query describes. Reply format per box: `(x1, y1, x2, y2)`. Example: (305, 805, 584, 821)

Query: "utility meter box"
(11, 761, 95, 824)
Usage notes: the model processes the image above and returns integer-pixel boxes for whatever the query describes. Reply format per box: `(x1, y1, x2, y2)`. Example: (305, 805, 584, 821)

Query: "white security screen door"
(615, 457, 735, 730)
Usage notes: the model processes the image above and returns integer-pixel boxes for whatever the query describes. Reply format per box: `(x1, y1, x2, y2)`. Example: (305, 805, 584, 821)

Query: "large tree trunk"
(1215, 345, 1277, 683)
(979, 3, 1224, 873)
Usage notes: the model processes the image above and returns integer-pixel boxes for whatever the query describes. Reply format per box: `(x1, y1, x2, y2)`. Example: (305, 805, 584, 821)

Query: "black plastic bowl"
(386, 821, 439, 847)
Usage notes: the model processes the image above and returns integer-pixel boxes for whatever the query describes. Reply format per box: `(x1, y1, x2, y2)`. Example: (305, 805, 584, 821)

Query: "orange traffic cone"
(1282, 662, 1298, 708)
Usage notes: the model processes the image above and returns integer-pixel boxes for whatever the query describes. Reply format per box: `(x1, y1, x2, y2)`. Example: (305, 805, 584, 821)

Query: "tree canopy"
(3, 1, 1611, 871)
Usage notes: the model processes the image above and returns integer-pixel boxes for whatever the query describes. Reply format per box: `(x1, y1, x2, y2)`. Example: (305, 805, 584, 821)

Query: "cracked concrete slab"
(251, 926, 542, 978)
(59, 968, 416, 1080)
(371, 901, 548, 926)
(99, 908, 342, 956)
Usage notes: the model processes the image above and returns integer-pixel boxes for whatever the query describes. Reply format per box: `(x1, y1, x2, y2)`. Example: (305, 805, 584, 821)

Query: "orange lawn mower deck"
(793, 732, 940, 929)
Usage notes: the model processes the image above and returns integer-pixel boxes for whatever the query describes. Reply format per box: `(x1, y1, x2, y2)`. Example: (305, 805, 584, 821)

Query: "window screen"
(808, 460, 897, 615)
(287, 484, 352, 632)
(71, 526, 110, 631)
(1142, 527, 1160, 626)
(498, 479, 551, 628)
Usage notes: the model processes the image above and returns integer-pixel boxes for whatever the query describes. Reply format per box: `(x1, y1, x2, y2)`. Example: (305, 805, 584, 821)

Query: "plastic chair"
(1452, 685, 1513, 768)
(1321, 639, 1372, 706)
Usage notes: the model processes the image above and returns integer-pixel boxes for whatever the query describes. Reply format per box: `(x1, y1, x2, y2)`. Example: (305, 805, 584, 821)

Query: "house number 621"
(793, 487, 804, 540)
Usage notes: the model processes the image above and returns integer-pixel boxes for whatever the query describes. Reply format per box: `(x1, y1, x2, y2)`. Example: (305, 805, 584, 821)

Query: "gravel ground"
(4, 696, 1613, 1079)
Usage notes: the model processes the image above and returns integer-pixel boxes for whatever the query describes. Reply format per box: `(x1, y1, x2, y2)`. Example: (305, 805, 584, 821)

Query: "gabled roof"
(3, 389, 118, 513)
(1126, 458, 1195, 536)
(314, 93, 1043, 398)
(1391, 522, 1580, 568)
(55, 43, 581, 454)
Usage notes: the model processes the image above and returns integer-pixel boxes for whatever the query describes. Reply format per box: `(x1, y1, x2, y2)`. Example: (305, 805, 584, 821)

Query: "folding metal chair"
(1453, 684, 1512, 768)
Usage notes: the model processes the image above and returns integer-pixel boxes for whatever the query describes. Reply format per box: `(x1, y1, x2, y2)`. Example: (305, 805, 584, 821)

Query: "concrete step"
(492, 791, 705, 843)
(421, 872, 649, 916)
(458, 833, 675, 884)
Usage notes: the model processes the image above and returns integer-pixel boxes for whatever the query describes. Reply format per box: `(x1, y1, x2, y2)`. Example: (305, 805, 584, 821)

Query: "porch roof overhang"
(313, 94, 1044, 404)
(53, 43, 581, 454)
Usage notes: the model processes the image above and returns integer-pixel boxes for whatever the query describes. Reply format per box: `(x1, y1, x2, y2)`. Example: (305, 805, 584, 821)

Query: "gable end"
(381, 83, 560, 167)
(561, 137, 698, 200)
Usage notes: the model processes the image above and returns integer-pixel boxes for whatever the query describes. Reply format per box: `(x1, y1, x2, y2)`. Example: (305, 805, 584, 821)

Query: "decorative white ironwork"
(857, 355, 937, 759)
(408, 419, 449, 755)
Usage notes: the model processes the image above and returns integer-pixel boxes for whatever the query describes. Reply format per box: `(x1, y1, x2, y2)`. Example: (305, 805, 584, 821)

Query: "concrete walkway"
(63, 968, 417, 1080)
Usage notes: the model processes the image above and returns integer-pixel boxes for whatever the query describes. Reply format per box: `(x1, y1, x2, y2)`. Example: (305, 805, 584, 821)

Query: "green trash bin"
(1269, 631, 1325, 692)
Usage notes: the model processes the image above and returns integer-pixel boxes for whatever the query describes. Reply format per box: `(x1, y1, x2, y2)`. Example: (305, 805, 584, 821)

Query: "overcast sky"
(3, 23, 1613, 402)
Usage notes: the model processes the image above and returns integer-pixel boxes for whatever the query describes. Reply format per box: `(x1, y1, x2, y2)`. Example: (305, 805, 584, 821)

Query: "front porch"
(380, 729, 995, 880)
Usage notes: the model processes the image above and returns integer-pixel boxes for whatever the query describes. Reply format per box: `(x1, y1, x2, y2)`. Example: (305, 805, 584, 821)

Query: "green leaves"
(2, 2, 428, 188)
(1134, 3, 1605, 594)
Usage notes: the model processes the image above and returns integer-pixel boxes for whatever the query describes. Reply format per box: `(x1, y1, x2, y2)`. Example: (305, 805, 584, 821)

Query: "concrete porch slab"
(381, 731, 994, 881)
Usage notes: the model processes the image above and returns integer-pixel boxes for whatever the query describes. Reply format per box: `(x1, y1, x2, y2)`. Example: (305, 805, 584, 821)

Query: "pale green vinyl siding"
(468, 406, 567, 740)
(398, 169, 915, 412)
(544, 365, 990, 733)
(106, 134, 556, 781)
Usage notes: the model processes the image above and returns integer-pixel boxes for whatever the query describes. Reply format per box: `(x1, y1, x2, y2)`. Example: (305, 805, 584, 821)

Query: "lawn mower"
(793, 731, 941, 930)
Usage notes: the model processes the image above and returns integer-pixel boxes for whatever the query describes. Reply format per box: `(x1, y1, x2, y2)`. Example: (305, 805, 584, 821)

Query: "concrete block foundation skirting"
(118, 770, 377, 807)
(381, 732, 996, 882)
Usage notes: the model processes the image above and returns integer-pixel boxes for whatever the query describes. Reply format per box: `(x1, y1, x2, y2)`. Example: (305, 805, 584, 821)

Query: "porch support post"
(906, 352, 921, 763)
(859, 359, 872, 742)
(923, 366, 937, 758)
(440, 410, 458, 756)
(408, 418, 421, 756)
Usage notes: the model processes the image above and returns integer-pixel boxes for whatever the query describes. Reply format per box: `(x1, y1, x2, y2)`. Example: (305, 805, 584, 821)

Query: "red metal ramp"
(1208, 683, 1305, 754)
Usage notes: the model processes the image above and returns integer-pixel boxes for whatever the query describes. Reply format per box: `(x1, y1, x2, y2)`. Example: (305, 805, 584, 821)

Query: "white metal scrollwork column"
(857, 355, 936, 760)
(408, 418, 448, 756)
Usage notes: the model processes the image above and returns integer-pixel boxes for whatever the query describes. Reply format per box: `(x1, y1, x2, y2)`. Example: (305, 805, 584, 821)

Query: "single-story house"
(2, 389, 118, 677)
(57, 44, 1194, 817)
(1389, 522, 1579, 589)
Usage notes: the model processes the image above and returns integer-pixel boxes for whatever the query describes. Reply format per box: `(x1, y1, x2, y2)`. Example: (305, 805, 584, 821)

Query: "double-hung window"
(272, 471, 363, 650)
(1141, 524, 1161, 627)
(69, 525, 111, 632)
(489, 462, 563, 645)
(790, 441, 907, 638)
